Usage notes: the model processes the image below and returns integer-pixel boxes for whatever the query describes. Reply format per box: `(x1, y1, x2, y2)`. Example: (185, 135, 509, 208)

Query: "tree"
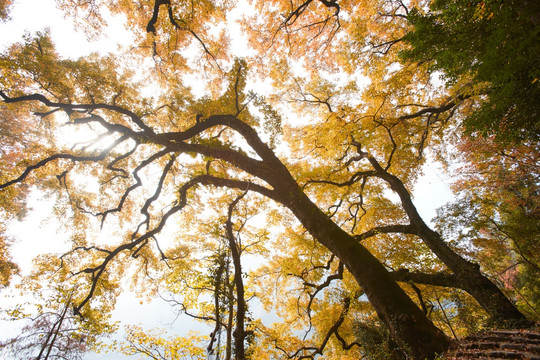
(0, 63, 449, 358)
(0, 285, 114, 360)
(0, 0, 13, 21)
(0, 0, 534, 359)
(0, 236, 17, 288)
(400, 0, 540, 142)
(435, 134, 540, 319)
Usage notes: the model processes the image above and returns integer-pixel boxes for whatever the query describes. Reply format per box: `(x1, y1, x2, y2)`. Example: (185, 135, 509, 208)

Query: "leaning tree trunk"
(367, 155, 528, 324)
(208, 117, 453, 359)
(268, 174, 451, 359)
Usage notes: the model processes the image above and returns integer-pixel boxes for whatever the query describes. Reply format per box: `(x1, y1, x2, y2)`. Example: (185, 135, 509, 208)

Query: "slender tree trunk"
(226, 195, 247, 360)
(225, 260, 234, 360)
(208, 254, 226, 357)
(37, 293, 72, 360)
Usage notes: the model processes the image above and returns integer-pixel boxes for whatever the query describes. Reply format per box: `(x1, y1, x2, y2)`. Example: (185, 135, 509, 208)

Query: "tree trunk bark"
(368, 155, 528, 324)
(274, 182, 450, 359)
(226, 195, 247, 360)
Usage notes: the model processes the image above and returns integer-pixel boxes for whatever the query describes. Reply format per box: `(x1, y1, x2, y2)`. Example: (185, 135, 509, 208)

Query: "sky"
(0, 0, 455, 358)
(0, 1, 188, 359)
(0, 4, 272, 358)
(0, 0, 134, 56)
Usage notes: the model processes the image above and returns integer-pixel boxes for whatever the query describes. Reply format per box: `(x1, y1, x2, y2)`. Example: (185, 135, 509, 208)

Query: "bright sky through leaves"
(0, 0, 537, 359)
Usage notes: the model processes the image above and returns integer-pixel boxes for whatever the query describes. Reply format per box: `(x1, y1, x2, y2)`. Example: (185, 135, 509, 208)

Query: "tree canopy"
(401, 0, 540, 141)
(0, 0, 538, 359)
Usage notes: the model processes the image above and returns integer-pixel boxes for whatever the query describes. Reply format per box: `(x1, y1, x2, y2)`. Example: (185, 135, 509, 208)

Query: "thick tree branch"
(157, 114, 283, 167)
(398, 95, 470, 121)
(146, 0, 170, 34)
(318, 0, 340, 14)
(303, 170, 376, 189)
(1, 92, 289, 195)
(390, 268, 464, 289)
(190, 174, 277, 202)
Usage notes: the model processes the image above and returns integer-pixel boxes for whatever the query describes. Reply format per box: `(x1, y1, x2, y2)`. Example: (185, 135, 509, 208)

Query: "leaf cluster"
(401, 0, 540, 141)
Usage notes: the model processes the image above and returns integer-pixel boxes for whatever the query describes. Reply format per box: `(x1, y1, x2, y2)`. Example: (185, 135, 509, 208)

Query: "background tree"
(401, 0, 540, 141)
(0, 284, 114, 360)
(435, 134, 540, 320)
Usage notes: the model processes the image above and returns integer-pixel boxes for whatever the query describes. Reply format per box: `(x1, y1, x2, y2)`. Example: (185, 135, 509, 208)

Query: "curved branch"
(305, 261, 344, 320)
(191, 174, 277, 202)
(280, 296, 360, 360)
(398, 95, 470, 121)
(136, 153, 178, 233)
(166, 6, 223, 71)
(354, 224, 418, 242)
(270, 0, 340, 52)
(106, 141, 139, 177)
(146, 0, 170, 34)
(73, 202, 181, 315)
(72, 114, 139, 139)
(158, 293, 218, 323)
(145, 0, 223, 70)
(303, 170, 375, 189)
(0, 135, 129, 190)
(97, 147, 173, 226)
(1, 91, 153, 133)
(369, 37, 404, 55)
(73, 175, 213, 315)
(157, 114, 282, 166)
(318, 0, 340, 14)
(280, 0, 313, 29)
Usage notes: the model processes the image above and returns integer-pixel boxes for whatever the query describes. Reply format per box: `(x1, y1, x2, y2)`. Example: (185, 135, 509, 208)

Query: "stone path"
(445, 328, 540, 359)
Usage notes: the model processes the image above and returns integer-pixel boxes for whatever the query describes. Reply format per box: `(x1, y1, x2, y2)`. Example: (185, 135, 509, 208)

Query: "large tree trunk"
(212, 123, 453, 359)
(368, 155, 528, 324)
(271, 179, 450, 359)
(415, 225, 527, 324)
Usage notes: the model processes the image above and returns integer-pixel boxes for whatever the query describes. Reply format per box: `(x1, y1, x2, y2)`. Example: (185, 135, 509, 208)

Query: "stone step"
(445, 327, 540, 360)
(461, 339, 540, 350)
(457, 351, 527, 359)
(452, 350, 540, 359)
(490, 330, 540, 340)
(465, 334, 540, 346)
